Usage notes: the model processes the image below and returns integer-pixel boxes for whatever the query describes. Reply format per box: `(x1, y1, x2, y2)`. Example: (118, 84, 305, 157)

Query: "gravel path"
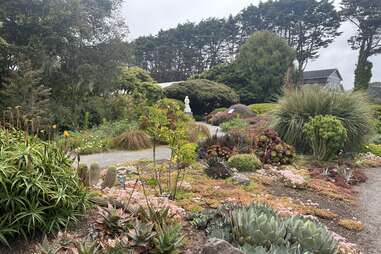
(80, 146, 171, 168)
(80, 122, 221, 168)
(355, 168, 381, 254)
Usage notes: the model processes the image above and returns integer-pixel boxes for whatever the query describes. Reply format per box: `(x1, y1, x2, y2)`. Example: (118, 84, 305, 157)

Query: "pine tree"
(0, 61, 51, 122)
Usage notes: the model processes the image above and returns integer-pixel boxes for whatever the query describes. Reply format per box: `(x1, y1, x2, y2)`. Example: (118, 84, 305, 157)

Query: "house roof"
(303, 69, 343, 81)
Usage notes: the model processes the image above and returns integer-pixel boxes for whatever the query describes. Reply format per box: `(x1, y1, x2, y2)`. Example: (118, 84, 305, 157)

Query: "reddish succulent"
(255, 129, 295, 165)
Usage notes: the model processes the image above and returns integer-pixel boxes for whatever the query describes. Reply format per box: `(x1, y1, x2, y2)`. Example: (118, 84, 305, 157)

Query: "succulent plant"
(76, 241, 98, 254)
(138, 206, 172, 228)
(78, 163, 89, 186)
(256, 129, 295, 165)
(96, 205, 131, 237)
(89, 162, 101, 186)
(230, 204, 287, 249)
(154, 223, 184, 254)
(102, 166, 117, 188)
(205, 156, 233, 179)
(128, 219, 156, 248)
(284, 216, 337, 254)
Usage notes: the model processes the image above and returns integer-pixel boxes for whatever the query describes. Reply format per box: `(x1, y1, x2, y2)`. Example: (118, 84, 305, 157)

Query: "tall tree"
(341, 0, 381, 90)
(240, 0, 341, 83)
(0, 61, 51, 121)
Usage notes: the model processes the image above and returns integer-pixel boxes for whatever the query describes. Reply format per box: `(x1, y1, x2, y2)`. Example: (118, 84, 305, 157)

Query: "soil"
(267, 183, 359, 244)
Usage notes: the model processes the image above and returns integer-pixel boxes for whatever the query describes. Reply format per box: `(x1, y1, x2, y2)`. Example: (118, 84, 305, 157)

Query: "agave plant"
(76, 241, 99, 254)
(138, 206, 172, 229)
(154, 223, 184, 254)
(284, 216, 337, 254)
(96, 205, 132, 237)
(127, 219, 156, 248)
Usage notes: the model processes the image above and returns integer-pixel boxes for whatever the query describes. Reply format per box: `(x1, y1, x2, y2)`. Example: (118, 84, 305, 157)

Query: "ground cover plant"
(0, 128, 89, 246)
(249, 103, 278, 115)
(272, 86, 373, 153)
(62, 119, 138, 154)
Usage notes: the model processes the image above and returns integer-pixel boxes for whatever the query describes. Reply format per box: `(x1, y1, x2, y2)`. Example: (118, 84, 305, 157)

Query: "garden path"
(80, 122, 222, 168)
(355, 168, 381, 254)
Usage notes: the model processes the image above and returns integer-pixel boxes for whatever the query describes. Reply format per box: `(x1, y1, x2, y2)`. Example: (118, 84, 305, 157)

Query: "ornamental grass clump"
(303, 115, 347, 160)
(0, 128, 89, 246)
(113, 130, 152, 151)
(272, 86, 373, 153)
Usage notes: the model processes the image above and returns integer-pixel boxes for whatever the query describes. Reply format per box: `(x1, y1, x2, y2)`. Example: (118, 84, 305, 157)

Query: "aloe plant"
(127, 220, 156, 248)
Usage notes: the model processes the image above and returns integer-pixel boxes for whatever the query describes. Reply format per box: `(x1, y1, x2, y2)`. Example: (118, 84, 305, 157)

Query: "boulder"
(202, 238, 244, 254)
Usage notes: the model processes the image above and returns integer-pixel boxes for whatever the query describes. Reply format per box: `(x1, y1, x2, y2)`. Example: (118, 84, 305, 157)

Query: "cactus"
(102, 166, 117, 189)
(89, 162, 101, 186)
(78, 163, 89, 186)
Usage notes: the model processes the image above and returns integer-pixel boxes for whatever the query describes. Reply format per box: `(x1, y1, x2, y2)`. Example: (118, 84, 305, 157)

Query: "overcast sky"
(121, 0, 380, 90)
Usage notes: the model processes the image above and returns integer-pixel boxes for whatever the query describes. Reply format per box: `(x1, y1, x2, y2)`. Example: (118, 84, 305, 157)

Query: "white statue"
(184, 96, 192, 115)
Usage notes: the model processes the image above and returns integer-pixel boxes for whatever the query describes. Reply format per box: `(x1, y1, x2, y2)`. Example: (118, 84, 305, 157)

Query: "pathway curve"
(355, 168, 381, 253)
(80, 122, 221, 168)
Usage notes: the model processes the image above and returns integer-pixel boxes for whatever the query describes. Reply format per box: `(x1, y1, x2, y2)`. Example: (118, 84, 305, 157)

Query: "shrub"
(113, 130, 152, 151)
(256, 129, 295, 165)
(187, 122, 211, 143)
(249, 103, 278, 115)
(220, 117, 249, 132)
(0, 129, 89, 246)
(228, 154, 262, 172)
(61, 119, 139, 154)
(303, 115, 347, 160)
(164, 79, 239, 115)
(272, 86, 374, 152)
(365, 144, 381, 156)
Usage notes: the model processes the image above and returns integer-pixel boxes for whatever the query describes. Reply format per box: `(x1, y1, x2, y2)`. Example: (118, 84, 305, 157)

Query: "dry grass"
(187, 122, 211, 142)
(113, 130, 152, 150)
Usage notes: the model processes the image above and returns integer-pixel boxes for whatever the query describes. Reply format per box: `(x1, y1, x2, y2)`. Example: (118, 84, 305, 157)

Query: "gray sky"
(121, 0, 380, 90)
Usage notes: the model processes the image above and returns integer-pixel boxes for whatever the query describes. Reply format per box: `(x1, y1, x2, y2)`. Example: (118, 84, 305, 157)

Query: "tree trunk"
(354, 38, 373, 90)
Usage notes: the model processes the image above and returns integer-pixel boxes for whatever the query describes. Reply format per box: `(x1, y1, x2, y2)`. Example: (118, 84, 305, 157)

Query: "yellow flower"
(52, 124, 57, 129)
(63, 130, 70, 137)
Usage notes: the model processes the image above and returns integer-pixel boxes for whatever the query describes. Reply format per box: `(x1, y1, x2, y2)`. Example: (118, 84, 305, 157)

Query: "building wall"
(327, 72, 342, 88)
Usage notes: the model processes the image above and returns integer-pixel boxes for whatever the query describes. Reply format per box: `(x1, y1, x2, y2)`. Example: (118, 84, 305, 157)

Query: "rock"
(202, 238, 244, 254)
(278, 170, 306, 189)
(117, 166, 138, 175)
(232, 173, 250, 185)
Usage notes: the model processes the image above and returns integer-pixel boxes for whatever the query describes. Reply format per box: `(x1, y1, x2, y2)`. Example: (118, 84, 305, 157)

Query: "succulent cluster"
(90, 204, 185, 254)
(205, 156, 234, 179)
(188, 203, 338, 254)
(256, 129, 295, 165)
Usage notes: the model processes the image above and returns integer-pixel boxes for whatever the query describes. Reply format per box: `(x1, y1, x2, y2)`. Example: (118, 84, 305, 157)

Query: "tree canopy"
(197, 31, 295, 104)
(133, 0, 340, 83)
(341, 0, 381, 90)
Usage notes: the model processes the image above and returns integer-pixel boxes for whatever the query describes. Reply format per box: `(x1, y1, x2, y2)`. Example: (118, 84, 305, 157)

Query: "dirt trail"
(355, 168, 381, 254)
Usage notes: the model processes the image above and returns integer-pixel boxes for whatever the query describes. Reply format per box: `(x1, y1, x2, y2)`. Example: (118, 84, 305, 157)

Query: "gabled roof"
(303, 69, 343, 81)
